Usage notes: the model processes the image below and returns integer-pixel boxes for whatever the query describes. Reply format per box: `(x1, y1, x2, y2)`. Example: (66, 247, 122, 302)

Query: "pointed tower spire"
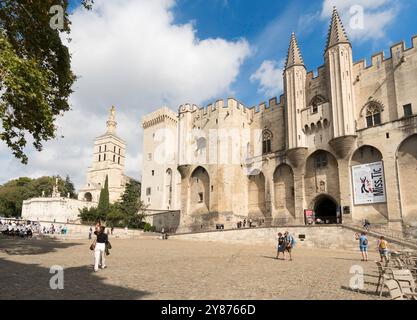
(325, 6, 350, 52)
(285, 32, 305, 69)
(106, 106, 117, 134)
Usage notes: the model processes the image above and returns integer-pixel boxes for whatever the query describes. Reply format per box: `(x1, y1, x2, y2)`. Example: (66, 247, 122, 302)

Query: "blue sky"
(66, 0, 417, 107)
(171, 0, 417, 106)
(1, 0, 417, 187)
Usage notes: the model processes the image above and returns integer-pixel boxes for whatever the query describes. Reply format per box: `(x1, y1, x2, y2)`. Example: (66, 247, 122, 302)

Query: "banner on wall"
(352, 161, 387, 205)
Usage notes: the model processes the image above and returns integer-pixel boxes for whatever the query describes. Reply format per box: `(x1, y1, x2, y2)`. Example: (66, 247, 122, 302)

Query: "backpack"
(288, 235, 296, 247)
(379, 240, 387, 250)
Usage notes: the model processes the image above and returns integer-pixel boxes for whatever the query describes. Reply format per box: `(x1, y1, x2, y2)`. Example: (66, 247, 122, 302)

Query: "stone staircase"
(343, 222, 417, 250)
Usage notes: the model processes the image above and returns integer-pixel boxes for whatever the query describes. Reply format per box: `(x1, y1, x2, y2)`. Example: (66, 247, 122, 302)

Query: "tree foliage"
(0, 175, 78, 217)
(0, 0, 93, 163)
(79, 179, 147, 229)
(97, 175, 110, 217)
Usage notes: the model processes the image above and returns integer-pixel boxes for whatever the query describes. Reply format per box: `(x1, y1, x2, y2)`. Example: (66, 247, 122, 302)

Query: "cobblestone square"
(0, 237, 383, 300)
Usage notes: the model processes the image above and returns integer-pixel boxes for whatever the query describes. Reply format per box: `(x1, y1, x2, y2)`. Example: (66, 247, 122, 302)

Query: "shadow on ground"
(0, 235, 82, 255)
(0, 257, 150, 300)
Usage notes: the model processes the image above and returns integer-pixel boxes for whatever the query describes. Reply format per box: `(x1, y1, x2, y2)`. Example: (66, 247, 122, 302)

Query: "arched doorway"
(397, 134, 417, 224)
(248, 172, 266, 216)
(190, 167, 210, 214)
(314, 195, 340, 224)
(305, 150, 340, 212)
(84, 193, 93, 202)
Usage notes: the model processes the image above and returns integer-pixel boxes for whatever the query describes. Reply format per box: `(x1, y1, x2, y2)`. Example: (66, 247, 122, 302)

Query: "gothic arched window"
(262, 130, 272, 155)
(365, 102, 383, 128)
(309, 95, 326, 114)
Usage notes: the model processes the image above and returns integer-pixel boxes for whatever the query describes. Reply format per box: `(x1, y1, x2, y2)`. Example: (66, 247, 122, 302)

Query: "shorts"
(379, 249, 388, 257)
(360, 246, 368, 253)
(286, 246, 292, 253)
(277, 246, 285, 253)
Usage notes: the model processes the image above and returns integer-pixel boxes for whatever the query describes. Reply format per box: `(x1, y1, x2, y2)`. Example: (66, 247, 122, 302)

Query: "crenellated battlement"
(353, 34, 417, 71)
(178, 96, 285, 123)
(142, 107, 178, 129)
(306, 65, 326, 82)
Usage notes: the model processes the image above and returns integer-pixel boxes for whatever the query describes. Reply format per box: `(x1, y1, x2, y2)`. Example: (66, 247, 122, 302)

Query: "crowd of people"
(0, 220, 37, 238)
(40, 224, 68, 235)
(236, 218, 265, 229)
(0, 219, 69, 238)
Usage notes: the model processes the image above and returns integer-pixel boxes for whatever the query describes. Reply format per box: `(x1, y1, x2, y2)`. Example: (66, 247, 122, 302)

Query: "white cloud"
(320, 0, 399, 41)
(250, 60, 284, 98)
(0, 0, 251, 188)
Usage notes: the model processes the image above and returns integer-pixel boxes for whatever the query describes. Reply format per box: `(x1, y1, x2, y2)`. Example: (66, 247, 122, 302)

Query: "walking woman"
(94, 226, 108, 272)
(276, 232, 286, 260)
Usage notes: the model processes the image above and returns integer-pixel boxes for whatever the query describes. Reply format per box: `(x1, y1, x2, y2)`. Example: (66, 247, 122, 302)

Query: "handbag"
(90, 239, 97, 251)
(105, 241, 112, 256)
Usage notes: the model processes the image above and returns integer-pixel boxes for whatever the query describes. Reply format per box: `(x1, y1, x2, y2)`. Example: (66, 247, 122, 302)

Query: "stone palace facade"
(141, 8, 417, 232)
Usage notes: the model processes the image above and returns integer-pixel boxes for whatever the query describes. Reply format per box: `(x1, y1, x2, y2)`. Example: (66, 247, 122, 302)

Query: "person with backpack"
(357, 232, 369, 262)
(284, 231, 295, 261)
(377, 236, 389, 264)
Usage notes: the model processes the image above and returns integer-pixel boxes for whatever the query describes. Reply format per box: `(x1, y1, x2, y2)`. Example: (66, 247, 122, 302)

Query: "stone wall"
(171, 226, 409, 251)
(22, 197, 96, 224)
(143, 211, 181, 233)
(36, 221, 149, 240)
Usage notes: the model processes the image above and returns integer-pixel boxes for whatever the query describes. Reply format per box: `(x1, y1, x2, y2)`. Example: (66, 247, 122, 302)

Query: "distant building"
(22, 179, 95, 223)
(141, 8, 417, 232)
(22, 106, 131, 223)
(78, 106, 130, 204)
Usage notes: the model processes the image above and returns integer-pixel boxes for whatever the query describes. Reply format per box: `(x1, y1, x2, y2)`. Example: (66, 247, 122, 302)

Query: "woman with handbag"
(93, 226, 108, 272)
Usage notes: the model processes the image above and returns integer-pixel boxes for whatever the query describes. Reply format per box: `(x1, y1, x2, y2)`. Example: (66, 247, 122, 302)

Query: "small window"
(98, 155, 101, 162)
(114, 146, 116, 153)
(374, 113, 381, 126)
(146, 188, 152, 196)
(312, 104, 318, 114)
(99, 146, 102, 153)
(365, 102, 383, 128)
(262, 130, 273, 154)
(366, 116, 374, 128)
(404, 104, 413, 117)
(152, 170, 155, 176)
(105, 145, 107, 152)
(198, 193, 204, 203)
(118, 157, 120, 164)
(148, 153, 152, 161)
(119, 149, 121, 155)
(315, 152, 328, 169)
(113, 155, 116, 162)
(104, 154, 106, 161)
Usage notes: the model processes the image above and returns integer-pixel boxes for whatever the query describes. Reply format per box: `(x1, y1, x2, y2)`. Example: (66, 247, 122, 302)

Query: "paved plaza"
(0, 236, 384, 300)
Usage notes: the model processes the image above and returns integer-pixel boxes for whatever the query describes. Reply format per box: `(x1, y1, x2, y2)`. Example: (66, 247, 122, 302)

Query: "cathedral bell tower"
(284, 32, 308, 168)
(78, 106, 128, 204)
(325, 7, 357, 158)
